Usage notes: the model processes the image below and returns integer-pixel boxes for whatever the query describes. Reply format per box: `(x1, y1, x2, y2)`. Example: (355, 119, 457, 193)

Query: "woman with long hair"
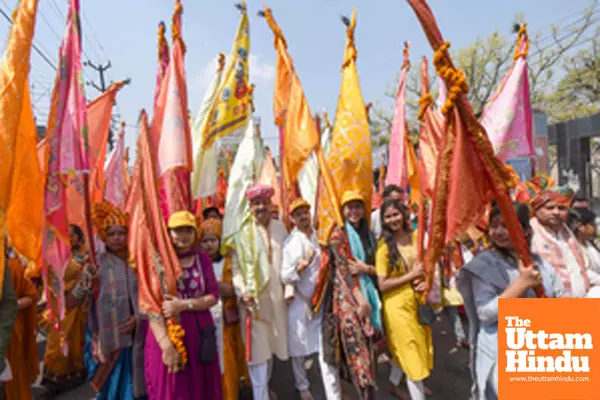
(144, 211, 222, 399)
(458, 202, 564, 399)
(40, 224, 90, 397)
(375, 199, 433, 400)
(199, 218, 249, 400)
(320, 190, 380, 399)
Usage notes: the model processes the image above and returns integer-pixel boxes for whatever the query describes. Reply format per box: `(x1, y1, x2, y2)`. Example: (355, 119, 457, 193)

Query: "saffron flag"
(263, 6, 320, 188)
(417, 56, 444, 198)
(406, 0, 544, 300)
(191, 53, 226, 199)
(480, 25, 534, 161)
(201, 4, 250, 150)
(152, 1, 193, 221)
(66, 81, 126, 228)
(154, 21, 170, 110)
(257, 147, 281, 211)
(0, 0, 40, 299)
(385, 42, 411, 189)
(221, 115, 265, 252)
(104, 125, 126, 209)
(7, 83, 44, 275)
(130, 110, 182, 318)
(43, 0, 90, 321)
(317, 8, 372, 244)
(123, 146, 131, 199)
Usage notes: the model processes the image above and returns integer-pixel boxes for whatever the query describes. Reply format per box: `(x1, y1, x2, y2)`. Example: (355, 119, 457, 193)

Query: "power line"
(0, 6, 57, 70)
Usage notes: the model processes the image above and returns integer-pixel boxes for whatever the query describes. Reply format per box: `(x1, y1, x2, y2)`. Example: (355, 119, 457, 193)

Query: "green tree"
(372, 1, 598, 137)
(543, 28, 600, 122)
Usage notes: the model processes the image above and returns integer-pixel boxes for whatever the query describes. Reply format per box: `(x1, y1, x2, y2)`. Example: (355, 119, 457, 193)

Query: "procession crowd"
(0, 178, 598, 400)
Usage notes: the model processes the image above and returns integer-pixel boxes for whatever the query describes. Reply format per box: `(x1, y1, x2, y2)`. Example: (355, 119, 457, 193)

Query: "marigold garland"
(417, 93, 433, 121)
(167, 319, 188, 365)
(432, 41, 469, 116)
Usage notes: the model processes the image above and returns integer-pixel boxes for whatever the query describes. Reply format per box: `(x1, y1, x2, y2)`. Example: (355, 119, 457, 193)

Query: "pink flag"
(104, 126, 126, 210)
(436, 76, 447, 117)
(43, 0, 88, 323)
(385, 43, 411, 188)
(480, 36, 534, 161)
(151, 1, 192, 221)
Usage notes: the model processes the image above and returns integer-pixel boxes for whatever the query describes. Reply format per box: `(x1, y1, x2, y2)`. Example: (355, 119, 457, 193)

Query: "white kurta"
(280, 228, 322, 358)
(233, 219, 289, 366)
(210, 258, 226, 374)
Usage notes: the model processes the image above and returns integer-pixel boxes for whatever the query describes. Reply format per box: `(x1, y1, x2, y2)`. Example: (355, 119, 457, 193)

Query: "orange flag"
(262, 6, 320, 189)
(317, 8, 371, 244)
(258, 147, 281, 211)
(123, 146, 131, 199)
(417, 56, 444, 199)
(7, 83, 44, 274)
(66, 81, 126, 228)
(130, 110, 182, 317)
(0, 0, 40, 298)
(151, 0, 193, 221)
(406, 0, 544, 300)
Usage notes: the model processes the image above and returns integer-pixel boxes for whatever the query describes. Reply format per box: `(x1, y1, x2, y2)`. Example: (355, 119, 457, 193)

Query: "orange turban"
(92, 202, 129, 241)
(531, 186, 574, 211)
(200, 218, 222, 239)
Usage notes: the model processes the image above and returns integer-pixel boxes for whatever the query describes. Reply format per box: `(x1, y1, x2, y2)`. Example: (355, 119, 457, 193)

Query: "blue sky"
(0, 0, 592, 159)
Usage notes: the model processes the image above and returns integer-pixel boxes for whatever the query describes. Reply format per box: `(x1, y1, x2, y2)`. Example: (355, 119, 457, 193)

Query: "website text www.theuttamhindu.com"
(508, 376, 590, 383)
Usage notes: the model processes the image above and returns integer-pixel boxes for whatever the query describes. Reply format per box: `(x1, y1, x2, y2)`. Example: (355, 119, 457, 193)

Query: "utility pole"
(84, 59, 131, 151)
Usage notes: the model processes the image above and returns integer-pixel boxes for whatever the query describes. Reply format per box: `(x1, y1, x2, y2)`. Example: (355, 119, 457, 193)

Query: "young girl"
(199, 218, 249, 400)
(375, 199, 433, 400)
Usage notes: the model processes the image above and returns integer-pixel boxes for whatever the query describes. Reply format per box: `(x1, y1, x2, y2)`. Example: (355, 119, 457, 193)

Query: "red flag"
(406, 0, 545, 300)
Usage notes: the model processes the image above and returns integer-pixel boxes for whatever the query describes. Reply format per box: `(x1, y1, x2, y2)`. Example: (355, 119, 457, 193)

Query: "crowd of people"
(0, 178, 598, 400)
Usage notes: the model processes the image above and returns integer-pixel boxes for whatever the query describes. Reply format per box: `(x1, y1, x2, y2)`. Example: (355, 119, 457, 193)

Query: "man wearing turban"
(530, 188, 590, 298)
(231, 184, 289, 400)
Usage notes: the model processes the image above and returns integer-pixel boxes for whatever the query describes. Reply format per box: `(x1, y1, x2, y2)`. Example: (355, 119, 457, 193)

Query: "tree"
(372, 1, 598, 137)
(543, 28, 600, 122)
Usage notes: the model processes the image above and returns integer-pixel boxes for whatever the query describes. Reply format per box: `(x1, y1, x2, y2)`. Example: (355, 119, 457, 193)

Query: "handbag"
(195, 316, 217, 363)
(417, 302, 436, 325)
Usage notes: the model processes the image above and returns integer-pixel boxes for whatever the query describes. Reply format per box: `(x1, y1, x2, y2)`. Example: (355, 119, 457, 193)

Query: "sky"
(0, 0, 593, 160)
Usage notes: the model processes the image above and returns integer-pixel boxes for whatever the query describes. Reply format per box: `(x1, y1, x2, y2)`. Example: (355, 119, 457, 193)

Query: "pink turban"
(245, 184, 275, 201)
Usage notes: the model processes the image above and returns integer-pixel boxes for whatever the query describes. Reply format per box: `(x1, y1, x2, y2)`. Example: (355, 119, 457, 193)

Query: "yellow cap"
(289, 198, 310, 214)
(341, 190, 364, 206)
(167, 210, 197, 229)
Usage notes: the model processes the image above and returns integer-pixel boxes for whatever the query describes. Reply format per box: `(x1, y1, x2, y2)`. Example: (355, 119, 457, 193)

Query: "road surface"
(30, 313, 470, 399)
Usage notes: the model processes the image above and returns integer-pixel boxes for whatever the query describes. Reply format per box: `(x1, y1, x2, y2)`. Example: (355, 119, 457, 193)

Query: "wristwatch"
(187, 300, 193, 310)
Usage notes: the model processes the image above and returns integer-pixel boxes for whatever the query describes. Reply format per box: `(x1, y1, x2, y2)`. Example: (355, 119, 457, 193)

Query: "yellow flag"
(317, 8, 372, 244)
(201, 5, 250, 149)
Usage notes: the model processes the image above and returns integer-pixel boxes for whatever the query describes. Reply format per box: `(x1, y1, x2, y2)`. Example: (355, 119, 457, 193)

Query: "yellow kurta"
(221, 256, 250, 400)
(40, 257, 87, 391)
(375, 238, 433, 381)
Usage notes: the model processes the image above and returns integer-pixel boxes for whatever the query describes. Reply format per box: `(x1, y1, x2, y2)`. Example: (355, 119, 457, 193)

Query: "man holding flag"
(232, 184, 288, 400)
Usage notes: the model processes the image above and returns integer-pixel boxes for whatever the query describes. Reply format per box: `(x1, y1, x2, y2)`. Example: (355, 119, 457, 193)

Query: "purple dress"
(144, 251, 222, 400)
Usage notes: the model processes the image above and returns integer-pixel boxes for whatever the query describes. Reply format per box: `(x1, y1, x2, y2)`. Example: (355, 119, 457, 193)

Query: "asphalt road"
(31, 313, 470, 399)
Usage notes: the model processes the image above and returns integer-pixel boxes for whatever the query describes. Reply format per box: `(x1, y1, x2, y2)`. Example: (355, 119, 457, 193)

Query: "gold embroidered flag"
(201, 2, 250, 150)
(317, 8, 372, 244)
